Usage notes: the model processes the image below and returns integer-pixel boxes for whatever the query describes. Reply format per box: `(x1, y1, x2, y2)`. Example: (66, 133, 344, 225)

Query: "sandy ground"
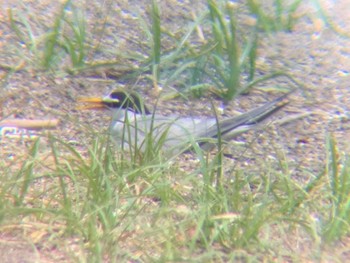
(0, 0, 350, 261)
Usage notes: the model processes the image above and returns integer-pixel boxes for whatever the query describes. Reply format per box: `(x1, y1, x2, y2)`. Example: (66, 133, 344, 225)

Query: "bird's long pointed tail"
(207, 92, 291, 139)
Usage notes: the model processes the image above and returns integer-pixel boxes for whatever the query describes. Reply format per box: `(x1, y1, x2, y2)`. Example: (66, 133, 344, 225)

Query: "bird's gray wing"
(199, 92, 290, 140)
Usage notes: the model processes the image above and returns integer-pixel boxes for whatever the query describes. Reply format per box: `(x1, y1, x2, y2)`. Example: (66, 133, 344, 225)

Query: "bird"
(78, 90, 290, 156)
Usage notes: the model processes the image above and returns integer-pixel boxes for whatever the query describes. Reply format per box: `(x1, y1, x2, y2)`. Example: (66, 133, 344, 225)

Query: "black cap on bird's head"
(77, 89, 151, 114)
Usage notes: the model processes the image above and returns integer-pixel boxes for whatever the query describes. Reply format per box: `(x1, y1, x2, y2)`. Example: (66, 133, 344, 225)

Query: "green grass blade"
(151, 0, 161, 85)
(42, 0, 71, 69)
(14, 139, 40, 206)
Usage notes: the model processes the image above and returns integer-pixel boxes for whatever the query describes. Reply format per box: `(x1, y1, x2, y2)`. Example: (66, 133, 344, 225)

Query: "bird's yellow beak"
(76, 97, 106, 110)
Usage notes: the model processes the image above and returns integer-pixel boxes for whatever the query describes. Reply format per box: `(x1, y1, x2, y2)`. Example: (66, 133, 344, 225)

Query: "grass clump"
(204, 0, 254, 99)
(8, 0, 86, 71)
(246, 0, 303, 33)
(7, 0, 133, 75)
(322, 134, 350, 243)
(134, 0, 302, 100)
(5, 0, 303, 100)
(0, 129, 349, 261)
